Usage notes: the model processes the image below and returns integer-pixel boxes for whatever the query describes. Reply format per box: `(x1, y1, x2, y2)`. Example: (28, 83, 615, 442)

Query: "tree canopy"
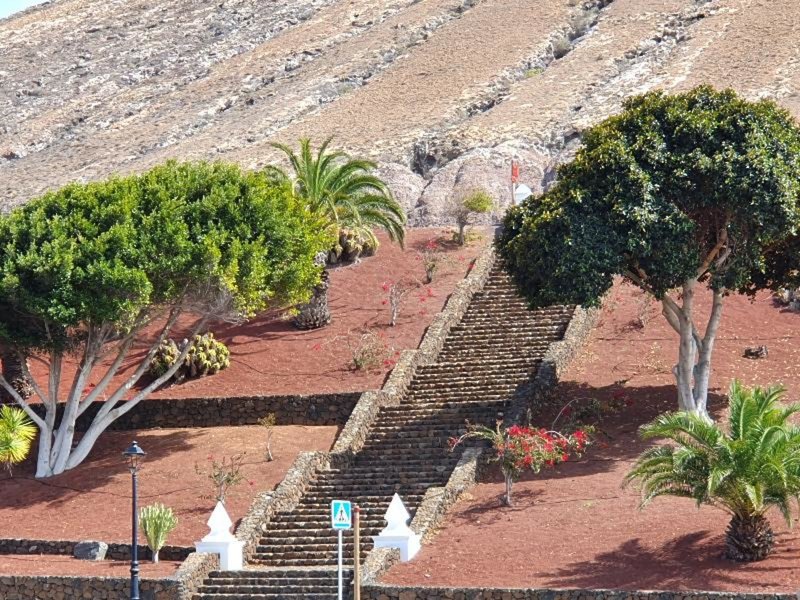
(0, 161, 330, 476)
(498, 86, 800, 415)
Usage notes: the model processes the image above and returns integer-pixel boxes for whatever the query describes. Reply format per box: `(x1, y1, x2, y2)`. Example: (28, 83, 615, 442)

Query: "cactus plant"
(148, 333, 230, 381)
(139, 503, 178, 563)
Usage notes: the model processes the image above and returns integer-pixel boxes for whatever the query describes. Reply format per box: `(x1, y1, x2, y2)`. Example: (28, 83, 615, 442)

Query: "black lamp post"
(123, 441, 146, 600)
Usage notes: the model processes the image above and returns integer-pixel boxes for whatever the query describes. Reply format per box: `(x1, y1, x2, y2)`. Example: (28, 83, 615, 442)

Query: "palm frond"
(627, 380, 800, 526)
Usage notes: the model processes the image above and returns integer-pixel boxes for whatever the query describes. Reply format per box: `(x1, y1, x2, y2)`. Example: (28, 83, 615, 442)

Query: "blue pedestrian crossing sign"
(331, 500, 352, 530)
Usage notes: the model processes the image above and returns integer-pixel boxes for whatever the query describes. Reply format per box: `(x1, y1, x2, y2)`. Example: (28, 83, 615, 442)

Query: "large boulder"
(73, 540, 108, 561)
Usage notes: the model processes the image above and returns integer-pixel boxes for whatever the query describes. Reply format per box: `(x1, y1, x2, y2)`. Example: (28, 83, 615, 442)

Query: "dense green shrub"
(0, 160, 330, 477)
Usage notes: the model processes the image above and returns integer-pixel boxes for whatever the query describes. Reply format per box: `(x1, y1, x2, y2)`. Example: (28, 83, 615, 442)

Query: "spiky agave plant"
(625, 380, 800, 562)
(139, 503, 178, 563)
(0, 405, 36, 475)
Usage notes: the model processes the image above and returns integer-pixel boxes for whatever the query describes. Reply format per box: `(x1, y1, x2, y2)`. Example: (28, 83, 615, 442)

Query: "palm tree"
(0, 349, 32, 403)
(0, 405, 36, 475)
(267, 138, 406, 329)
(625, 380, 800, 562)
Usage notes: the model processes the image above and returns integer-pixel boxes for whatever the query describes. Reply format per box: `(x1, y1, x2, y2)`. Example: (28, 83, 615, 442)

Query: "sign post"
(354, 505, 361, 600)
(331, 499, 352, 600)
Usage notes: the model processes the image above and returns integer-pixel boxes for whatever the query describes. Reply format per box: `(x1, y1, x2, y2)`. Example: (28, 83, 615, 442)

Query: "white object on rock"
(372, 493, 421, 562)
(195, 501, 244, 570)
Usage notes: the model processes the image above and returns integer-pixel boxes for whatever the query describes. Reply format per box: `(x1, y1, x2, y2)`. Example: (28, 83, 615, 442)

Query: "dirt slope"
(1, 0, 798, 220)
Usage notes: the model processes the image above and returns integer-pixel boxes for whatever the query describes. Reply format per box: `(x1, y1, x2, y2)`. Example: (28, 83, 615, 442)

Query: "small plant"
(139, 503, 178, 563)
(196, 453, 247, 505)
(349, 330, 391, 371)
(420, 240, 448, 283)
(258, 413, 277, 462)
(0, 405, 36, 475)
(524, 67, 545, 78)
(625, 381, 800, 562)
(449, 421, 590, 506)
(449, 188, 494, 246)
(381, 279, 419, 326)
(149, 333, 231, 381)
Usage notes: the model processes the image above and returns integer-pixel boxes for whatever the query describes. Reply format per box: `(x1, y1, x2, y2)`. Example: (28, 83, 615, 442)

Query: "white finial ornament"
(372, 493, 421, 561)
(195, 501, 244, 570)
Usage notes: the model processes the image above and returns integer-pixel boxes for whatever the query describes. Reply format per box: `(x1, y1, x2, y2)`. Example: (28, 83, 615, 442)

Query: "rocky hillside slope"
(1, 0, 797, 223)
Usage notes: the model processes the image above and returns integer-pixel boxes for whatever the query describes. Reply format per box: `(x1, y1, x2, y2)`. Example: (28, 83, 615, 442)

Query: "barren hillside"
(1, 0, 798, 223)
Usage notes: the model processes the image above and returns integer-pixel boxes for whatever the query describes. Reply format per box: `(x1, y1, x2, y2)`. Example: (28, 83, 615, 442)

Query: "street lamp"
(123, 441, 146, 600)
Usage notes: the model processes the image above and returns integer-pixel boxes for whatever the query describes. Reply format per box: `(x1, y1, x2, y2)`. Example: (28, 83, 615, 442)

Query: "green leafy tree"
(499, 86, 800, 418)
(625, 381, 800, 562)
(267, 138, 406, 328)
(451, 188, 494, 245)
(0, 405, 36, 474)
(0, 161, 328, 477)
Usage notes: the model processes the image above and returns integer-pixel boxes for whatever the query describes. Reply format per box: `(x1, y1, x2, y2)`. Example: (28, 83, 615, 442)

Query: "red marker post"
(511, 160, 520, 205)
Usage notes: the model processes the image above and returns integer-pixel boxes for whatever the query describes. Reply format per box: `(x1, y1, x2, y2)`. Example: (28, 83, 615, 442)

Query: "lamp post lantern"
(123, 441, 146, 600)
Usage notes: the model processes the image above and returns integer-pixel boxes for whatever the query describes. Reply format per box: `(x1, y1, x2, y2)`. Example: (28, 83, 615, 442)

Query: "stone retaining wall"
(362, 447, 484, 585)
(0, 551, 219, 600)
(0, 538, 192, 561)
(24, 392, 360, 431)
(521, 305, 600, 424)
(360, 587, 793, 600)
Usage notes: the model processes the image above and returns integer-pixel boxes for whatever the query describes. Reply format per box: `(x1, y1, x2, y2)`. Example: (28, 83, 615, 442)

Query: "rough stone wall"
(521, 305, 600, 424)
(361, 447, 484, 585)
(0, 574, 180, 600)
(0, 538, 192, 561)
(22, 392, 360, 431)
(361, 587, 794, 600)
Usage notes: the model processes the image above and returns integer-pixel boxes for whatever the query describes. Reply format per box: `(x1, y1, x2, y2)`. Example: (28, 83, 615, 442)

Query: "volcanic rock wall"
(1, 0, 798, 222)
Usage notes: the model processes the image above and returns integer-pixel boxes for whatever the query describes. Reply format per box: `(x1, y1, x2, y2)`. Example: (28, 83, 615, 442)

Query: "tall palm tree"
(625, 381, 800, 562)
(267, 138, 406, 329)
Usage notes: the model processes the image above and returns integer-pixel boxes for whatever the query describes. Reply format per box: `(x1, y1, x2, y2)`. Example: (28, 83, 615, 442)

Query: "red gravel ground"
(26, 227, 489, 399)
(385, 281, 800, 593)
(0, 425, 338, 550)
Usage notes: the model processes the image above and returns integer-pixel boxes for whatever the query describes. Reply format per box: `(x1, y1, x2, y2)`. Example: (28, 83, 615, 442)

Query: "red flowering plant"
(449, 421, 591, 506)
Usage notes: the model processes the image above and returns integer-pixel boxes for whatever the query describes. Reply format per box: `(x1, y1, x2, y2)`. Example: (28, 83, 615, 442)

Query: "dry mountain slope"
(1, 0, 799, 222)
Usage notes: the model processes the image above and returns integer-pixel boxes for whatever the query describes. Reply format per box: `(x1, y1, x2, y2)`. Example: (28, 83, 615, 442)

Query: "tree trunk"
(152, 550, 160, 564)
(503, 471, 514, 506)
(293, 269, 331, 330)
(0, 350, 32, 403)
(660, 280, 725, 421)
(725, 514, 774, 562)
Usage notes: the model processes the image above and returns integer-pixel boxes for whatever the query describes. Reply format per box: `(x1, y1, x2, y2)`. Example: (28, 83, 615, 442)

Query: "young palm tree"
(267, 138, 406, 329)
(0, 405, 36, 475)
(625, 381, 800, 562)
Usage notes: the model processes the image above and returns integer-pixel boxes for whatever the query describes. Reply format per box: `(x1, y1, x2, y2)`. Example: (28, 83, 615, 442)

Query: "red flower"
(561, 453, 569, 462)
(382, 299, 388, 305)
(311, 343, 323, 351)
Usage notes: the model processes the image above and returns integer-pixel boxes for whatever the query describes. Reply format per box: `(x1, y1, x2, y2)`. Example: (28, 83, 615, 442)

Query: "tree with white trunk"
(498, 86, 800, 420)
(0, 161, 329, 477)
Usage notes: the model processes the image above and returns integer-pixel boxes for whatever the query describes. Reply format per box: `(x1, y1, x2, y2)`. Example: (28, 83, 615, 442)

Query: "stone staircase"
(193, 264, 574, 599)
